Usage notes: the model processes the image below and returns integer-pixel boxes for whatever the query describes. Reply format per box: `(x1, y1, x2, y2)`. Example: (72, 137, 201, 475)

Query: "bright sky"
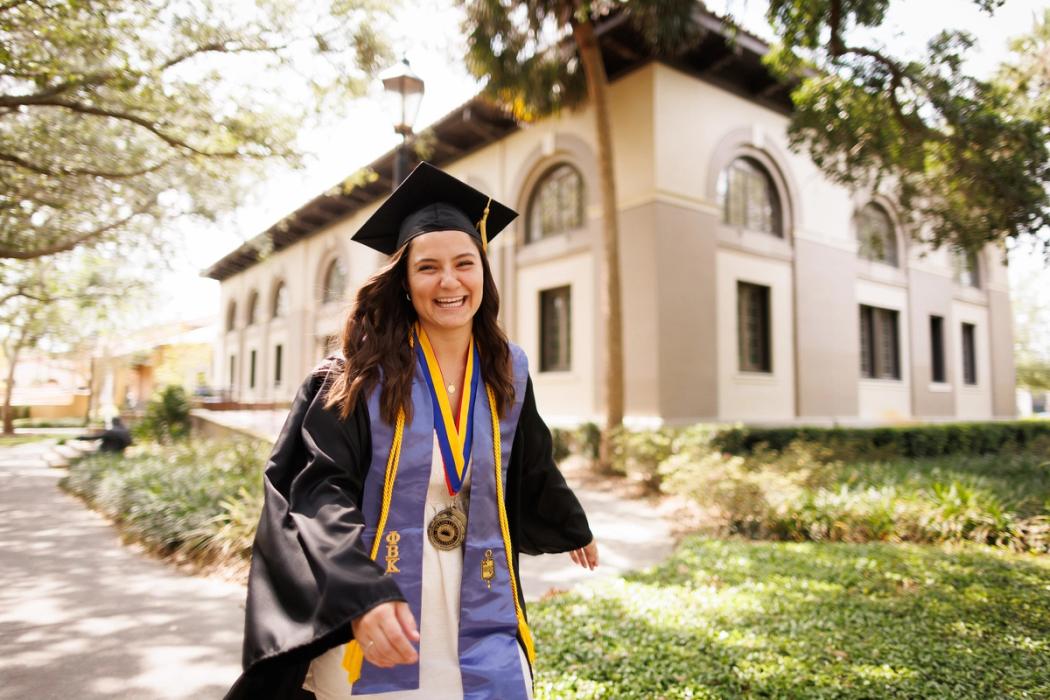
(160, 0, 1050, 327)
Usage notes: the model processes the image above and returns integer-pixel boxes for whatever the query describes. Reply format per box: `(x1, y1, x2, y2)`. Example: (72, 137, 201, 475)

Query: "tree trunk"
(85, 353, 96, 427)
(572, 17, 624, 470)
(3, 342, 21, 435)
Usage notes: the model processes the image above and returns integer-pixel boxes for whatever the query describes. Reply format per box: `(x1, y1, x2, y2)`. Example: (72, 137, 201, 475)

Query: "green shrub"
(575, 422, 601, 462)
(713, 419, 1050, 459)
(136, 385, 192, 443)
(550, 428, 573, 462)
(61, 438, 269, 565)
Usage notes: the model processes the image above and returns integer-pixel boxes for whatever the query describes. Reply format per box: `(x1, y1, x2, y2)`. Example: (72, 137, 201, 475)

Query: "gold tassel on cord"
(476, 197, 492, 253)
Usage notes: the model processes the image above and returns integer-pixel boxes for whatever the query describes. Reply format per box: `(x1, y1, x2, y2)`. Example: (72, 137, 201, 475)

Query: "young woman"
(225, 163, 598, 700)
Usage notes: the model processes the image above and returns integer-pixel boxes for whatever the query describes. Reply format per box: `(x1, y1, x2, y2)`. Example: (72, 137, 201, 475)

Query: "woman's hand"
(568, 539, 599, 570)
(351, 601, 420, 669)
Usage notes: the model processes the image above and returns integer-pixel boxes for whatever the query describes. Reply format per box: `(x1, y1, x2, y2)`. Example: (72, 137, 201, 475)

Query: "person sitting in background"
(76, 416, 133, 454)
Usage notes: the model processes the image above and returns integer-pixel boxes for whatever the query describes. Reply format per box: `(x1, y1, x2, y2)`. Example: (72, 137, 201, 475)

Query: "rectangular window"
(962, 323, 977, 385)
(229, 355, 236, 387)
(539, 286, 571, 372)
(249, 349, 257, 390)
(859, 305, 900, 379)
(274, 344, 283, 387)
(930, 315, 946, 383)
(737, 281, 771, 373)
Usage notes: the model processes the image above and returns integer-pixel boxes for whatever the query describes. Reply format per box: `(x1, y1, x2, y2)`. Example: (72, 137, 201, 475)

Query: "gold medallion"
(427, 504, 467, 550)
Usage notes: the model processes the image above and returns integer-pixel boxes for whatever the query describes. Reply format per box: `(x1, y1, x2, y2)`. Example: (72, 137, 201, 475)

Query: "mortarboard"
(351, 161, 518, 256)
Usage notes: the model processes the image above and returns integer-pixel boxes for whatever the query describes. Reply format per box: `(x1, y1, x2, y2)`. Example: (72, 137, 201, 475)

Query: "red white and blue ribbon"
(414, 325, 479, 496)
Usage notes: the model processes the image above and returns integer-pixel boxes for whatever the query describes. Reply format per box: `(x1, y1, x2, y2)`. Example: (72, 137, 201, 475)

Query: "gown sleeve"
(224, 363, 406, 700)
(506, 375, 594, 556)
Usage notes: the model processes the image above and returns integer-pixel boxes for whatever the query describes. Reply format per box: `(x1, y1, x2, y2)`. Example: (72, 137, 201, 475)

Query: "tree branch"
(0, 96, 243, 157)
(0, 151, 176, 179)
(0, 204, 153, 259)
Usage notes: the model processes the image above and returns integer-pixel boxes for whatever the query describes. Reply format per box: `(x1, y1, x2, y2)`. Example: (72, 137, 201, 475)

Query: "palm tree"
(461, 0, 702, 466)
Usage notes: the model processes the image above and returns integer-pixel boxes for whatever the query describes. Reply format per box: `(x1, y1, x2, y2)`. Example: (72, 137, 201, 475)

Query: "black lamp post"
(381, 57, 424, 189)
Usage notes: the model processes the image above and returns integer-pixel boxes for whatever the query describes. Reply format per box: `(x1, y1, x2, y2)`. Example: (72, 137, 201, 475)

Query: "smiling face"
(406, 229, 484, 336)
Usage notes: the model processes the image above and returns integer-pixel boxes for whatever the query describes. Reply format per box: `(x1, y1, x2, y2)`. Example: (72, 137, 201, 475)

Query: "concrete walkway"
(0, 437, 674, 698)
(0, 440, 245, 699)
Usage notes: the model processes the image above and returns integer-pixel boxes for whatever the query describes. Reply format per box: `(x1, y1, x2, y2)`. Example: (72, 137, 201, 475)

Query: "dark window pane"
(720, 157, 782, 237)
(962, 323, 977, 385)
(857, 204, 898, 266)
(859, 305, 899, 379)
(226, 302, 237, 332)
(527, 165, 585, 243)
(247, 291, 259, 326)
(249, 349, 257, 389)
(273, 282, 289, 318)
(323, 258, 348, 304)
(953, 250, 980, 288)
(738, 282, 771, 372)
(930, 316, 945, 383)
(540, 286, 572, 371)
(274, 344, 283, 386)
(229, 355, 236, 387)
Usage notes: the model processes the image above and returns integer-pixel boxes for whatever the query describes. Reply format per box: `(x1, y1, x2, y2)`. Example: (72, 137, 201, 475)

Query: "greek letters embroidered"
(481, 548, 495, 589)
(384, 531, 401, 574)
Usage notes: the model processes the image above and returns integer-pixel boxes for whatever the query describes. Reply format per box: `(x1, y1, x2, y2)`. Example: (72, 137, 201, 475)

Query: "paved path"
(0, 440, 245, 699)
(0, 438, 674, 698)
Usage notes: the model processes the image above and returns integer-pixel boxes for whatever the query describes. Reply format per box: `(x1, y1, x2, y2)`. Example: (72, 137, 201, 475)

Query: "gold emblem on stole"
(384, 531, 401, 574)
(481, 549, 495, 589)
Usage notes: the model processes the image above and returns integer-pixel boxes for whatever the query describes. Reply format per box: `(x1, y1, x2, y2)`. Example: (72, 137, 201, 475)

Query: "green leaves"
(0, 0, 391, 260)
(531, 537, 1050, 698)
(765, 0, 1050, 257)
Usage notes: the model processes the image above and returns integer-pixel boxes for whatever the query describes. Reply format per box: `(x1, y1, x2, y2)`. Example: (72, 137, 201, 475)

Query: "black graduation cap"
(351, 161, 518, 255)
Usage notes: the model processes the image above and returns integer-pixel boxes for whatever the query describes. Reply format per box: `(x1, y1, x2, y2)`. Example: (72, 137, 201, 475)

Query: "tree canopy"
(761, 0, 1050, 258)
(0, 0, 391, 261)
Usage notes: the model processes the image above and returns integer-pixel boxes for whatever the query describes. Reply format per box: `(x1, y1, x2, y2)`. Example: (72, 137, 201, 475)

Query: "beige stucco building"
(204, 16, 1015, 427)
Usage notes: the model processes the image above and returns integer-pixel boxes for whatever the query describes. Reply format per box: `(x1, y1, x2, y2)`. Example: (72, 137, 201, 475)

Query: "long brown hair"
(322, 236, 514, 425)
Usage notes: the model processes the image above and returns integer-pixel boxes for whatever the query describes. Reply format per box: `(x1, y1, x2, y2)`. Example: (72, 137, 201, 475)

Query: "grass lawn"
(532, 536, 1050, 699)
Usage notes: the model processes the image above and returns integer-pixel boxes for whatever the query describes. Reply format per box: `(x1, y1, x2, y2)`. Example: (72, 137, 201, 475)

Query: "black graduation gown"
(224, 365, 593, 700)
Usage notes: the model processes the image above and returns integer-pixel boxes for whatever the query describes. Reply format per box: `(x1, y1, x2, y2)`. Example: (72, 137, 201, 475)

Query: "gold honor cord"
(342, 407, 407, 684)
(487, 384, 537, 667)
(476, 197, 492, 253)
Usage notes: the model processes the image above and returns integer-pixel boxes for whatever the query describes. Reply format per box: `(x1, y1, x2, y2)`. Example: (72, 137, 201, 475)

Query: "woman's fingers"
(353, 601, 417, 668)
(394, 601, 421, 643)
(380, 609, 419, 664)
(584, 539, 599, 569)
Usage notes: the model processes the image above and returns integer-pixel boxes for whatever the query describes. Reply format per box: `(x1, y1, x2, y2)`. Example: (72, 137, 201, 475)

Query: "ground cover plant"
(531, 536, 1050, 699)
(60, 438, 267, 566)
(603, 424, 1050, 552)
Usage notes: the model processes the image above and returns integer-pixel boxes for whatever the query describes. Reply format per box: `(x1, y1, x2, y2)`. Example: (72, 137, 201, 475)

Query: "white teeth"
(435, 296, 466, 308)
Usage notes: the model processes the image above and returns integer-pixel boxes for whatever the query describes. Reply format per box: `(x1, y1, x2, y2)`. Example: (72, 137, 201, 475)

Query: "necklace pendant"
(447, 383, 456, 394)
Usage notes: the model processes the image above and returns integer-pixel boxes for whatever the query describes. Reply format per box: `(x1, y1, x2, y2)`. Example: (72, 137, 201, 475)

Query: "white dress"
(302, 434, 533, 699)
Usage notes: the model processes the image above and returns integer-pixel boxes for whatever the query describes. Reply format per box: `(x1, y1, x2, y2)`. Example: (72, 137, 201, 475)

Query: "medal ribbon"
(413, 325, 479, 496)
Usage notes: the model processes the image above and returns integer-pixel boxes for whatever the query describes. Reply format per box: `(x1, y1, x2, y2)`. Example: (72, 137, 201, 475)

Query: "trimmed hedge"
(713, 420, 1050, 458)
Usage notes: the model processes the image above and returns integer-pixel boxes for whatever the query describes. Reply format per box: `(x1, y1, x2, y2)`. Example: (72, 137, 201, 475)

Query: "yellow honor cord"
(342, 406, 406, 685)
(487, 385, 536, 666)
(476, 197, 492, 253)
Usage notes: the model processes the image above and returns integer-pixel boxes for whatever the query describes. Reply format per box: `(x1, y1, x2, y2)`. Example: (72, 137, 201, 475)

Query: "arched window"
(953, 249, 980, 288)
(272, 281, 289, 319)
(322, 257, 348, 305)
(717, 157, 783, 237)
(246, 290, 259, 326)
(856, 203, 898, 266)
(526, 164, 584, 243)
(225, 300, 237, 332)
